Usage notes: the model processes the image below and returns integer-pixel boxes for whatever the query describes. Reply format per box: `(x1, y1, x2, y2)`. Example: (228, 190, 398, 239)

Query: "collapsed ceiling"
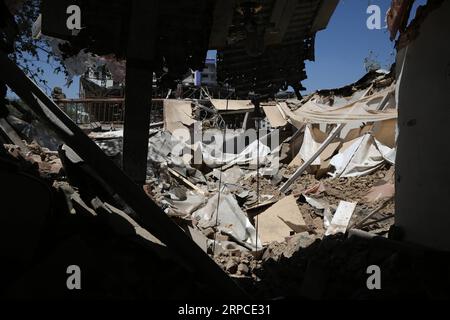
(39, 0, 338, 98)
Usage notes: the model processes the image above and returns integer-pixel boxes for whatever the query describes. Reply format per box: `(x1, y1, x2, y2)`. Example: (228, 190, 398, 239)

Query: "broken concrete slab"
(276, 196, 307, 233)
(283, 232, 317, 258)
(212, 165, 244, 185)
(188, 226, 208, 253)
(325, 201, 357, 236)
(257, 195, 305, 244)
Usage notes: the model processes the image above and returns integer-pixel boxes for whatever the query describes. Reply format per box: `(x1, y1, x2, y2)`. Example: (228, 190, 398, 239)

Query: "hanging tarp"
(282, 89, 397, 124)
(329, 133, 394, 178)
(278, 102, 304, 129)
(298, 125, 341, 166)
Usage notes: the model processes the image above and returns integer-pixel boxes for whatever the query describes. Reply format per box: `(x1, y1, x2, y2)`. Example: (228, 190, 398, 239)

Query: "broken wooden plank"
(0, 118, 29, 153)
(325, 200, 357, 236)
(167, 167, 205, 195)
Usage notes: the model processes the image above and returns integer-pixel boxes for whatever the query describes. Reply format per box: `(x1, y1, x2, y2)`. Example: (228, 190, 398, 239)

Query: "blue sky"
(301, 0, 426, 93)
(21, 0, 426, 98)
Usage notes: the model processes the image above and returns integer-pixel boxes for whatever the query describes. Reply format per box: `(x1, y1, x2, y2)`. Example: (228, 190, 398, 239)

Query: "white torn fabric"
(329, 134, 394, 178)
(297, 126, 341, 166)
(146, 131, 206, 185)
(192, 192, 262, 251)
(282, 89, 397, 124)
(278, 102, 305, 129)
(383, 147, 396, 165)
(201, 139, 271, 168)
(299, 126, 322, 166)
(169, 191, 206, 217)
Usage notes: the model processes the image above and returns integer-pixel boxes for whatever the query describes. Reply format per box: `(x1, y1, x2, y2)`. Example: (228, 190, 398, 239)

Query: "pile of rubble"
(83, 70, 398, 280)
(1, 69, 404, 298)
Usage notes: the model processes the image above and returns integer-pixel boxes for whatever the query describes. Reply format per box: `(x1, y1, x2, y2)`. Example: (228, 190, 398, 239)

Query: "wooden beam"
(0, 118, 29, 153)
(168, 167, 206, 195)
(122, 0, 157, 184)
(122, 64, 152, 184)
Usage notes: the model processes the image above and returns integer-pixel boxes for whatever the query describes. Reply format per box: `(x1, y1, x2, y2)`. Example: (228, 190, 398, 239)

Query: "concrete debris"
(0, 57, 401, 298)
(276, 196, 307, 233)
(2, 80, 398, 282)
(262, 103, 287, 128)
(4, 0, 450, 300)
(193, 191, 261, 251)
(364, 183, 395, 203)
(163, 99, 197, 134)
(282, 232, 318, 259)
(212, 165, 244, 185)
(87, 72, 397, 266)
(325, 201, 357, 236)
(257, 195, 305, 245)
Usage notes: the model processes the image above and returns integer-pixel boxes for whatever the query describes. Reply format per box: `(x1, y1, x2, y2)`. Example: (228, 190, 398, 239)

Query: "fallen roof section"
(0, 51, 248, 299)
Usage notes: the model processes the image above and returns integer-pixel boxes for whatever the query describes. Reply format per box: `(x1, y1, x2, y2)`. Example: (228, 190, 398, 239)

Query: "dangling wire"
(212, 98, 229, 256)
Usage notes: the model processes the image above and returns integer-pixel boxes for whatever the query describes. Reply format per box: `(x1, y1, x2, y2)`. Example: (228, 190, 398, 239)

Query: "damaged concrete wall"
(395, 1, 450, 251)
